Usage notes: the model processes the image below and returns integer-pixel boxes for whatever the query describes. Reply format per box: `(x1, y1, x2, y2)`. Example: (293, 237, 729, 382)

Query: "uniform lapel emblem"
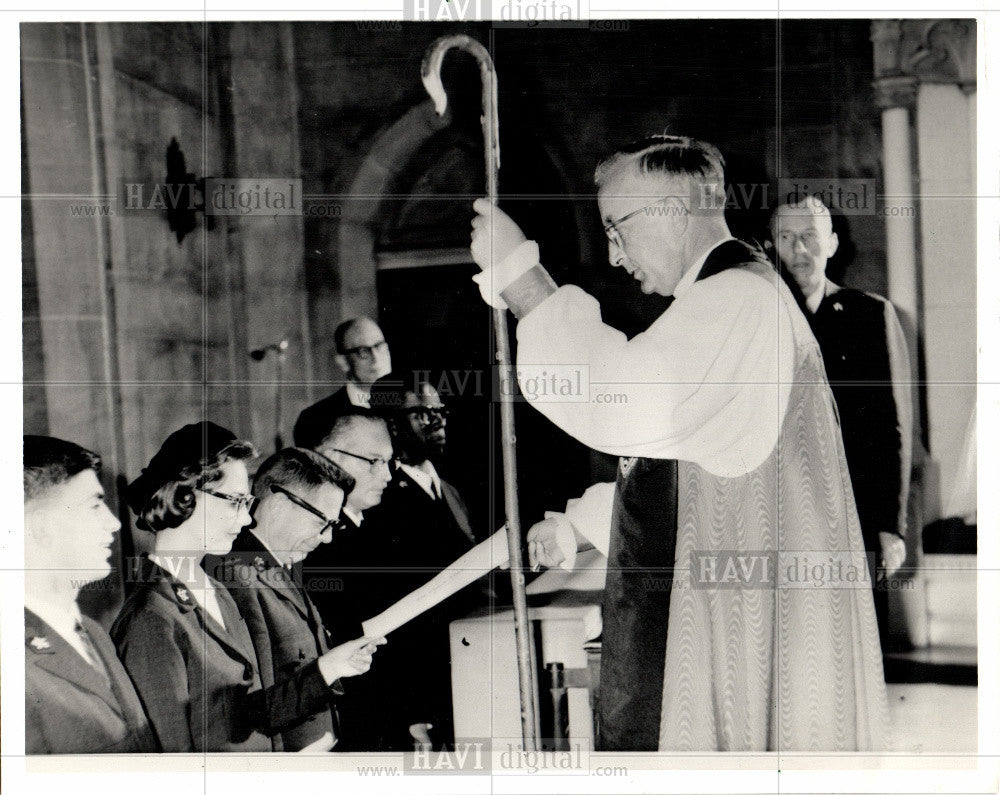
(619, 456, 637, 479)
(28, 635, 52, 652)
(174, 585, 191, 604)
(833, 302, 844, 312)
(253, 555, 266, 572)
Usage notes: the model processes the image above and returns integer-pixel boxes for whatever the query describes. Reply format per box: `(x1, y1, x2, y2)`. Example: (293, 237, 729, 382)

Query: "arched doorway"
(337, 99, 591, 532)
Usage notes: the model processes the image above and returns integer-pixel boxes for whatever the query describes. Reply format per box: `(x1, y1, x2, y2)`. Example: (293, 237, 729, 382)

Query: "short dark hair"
(252, 447, 355, 500)
(127, 422, 257, 534)
(594, 134, 726, 201)
(23, 435, 102, 501)
(367, 370, 427, 419)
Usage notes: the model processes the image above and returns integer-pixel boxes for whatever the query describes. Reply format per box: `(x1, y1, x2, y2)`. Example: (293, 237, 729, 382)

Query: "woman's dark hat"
(126, 421, 238, 513)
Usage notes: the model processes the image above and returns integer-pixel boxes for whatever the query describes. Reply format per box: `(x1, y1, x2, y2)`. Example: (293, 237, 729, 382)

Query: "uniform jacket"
(25, 608, 159, 754)
(209, 529, 342, 751)
(807, 280, 912, 550)
(111, 556, 334, 752)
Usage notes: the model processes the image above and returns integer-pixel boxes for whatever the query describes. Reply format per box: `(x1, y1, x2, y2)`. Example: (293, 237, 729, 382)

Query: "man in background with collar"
(771, 196, 911, 647)
(293, 317, 392, 450)
(210, 446, 380, 751)
(24, 435, 159, 753)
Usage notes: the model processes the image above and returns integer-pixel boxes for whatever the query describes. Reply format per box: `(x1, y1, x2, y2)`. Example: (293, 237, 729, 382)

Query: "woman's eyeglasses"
(196, 487, 257, 513)
(269, 484, 344, 535)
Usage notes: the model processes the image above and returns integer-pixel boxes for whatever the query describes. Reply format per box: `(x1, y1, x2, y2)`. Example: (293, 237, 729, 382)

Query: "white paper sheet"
(361, 528, 510, 638)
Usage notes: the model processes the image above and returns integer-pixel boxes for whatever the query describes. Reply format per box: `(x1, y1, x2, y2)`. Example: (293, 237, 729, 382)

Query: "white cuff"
(472, 240, 540, 310)
(542, 510, 579, 571)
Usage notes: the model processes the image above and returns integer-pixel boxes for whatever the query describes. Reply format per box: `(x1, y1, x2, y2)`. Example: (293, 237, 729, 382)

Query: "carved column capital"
(873, 75, 918, 110)
(871, 19, 976, 95)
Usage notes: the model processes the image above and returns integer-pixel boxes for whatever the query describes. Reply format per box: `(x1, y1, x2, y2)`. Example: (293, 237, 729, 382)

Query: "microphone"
(249, 339, 289, 361)
(248, 340, 290, 453)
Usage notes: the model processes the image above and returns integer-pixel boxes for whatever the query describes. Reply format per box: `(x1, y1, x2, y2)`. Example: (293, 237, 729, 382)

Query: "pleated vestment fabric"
(657, 263, 889, 751)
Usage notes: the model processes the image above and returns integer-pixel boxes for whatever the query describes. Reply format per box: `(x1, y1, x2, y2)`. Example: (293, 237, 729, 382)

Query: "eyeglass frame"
(341, 339, 388, 362)
(196, 487, 257, 513)
(774, 229, 824, 248)
(269, 484, 344, 535)
(326, 448, 398, 474)
(602, 196, 689, 253)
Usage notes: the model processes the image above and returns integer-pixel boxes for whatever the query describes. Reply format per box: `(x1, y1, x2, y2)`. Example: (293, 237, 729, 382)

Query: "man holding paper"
(469, 135, 888, 751)
(210, 447, 382, 752)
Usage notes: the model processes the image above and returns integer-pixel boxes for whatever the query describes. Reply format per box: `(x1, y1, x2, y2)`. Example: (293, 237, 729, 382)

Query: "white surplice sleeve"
(515, 265, 794, 479)
(544, 480, 617, 570)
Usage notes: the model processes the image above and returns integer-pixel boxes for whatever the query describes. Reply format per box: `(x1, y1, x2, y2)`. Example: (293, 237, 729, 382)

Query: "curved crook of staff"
(421, 34, 538, 752)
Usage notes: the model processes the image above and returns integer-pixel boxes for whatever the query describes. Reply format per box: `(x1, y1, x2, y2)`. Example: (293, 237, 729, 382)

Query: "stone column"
(871, 19, 978, 649)
(871, 22, 921, 363)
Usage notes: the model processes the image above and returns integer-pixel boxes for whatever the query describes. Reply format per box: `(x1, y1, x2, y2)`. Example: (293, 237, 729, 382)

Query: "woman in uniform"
(111, 421, 379, 752)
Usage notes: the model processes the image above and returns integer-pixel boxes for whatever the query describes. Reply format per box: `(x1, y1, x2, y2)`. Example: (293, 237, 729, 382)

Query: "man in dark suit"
(210, 447, 376, 751)
(299, 408, 397, 749)
(293, 317, 392, 448)
(772, 197, 912, 646)
(23, 435, 159, 753)
(359, 372, 485, 750)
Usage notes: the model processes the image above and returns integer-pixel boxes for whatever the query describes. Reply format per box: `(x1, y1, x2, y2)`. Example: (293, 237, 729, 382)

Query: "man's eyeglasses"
(270, 485, 344, 535)
(342, 340, 387, 362)
(776, 230, 821, 247)
(603, 197, 688, 252)
(406, 406, 448, 425)
(327, 448, 398, 474)
(196, 487, 257, 513)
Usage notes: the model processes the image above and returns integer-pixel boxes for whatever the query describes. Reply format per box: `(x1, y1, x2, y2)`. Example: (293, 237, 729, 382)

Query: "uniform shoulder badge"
(28, 635, 52, 652)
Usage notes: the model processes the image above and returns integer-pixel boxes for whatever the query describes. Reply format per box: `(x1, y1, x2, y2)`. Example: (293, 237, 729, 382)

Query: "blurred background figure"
(771, 197, 912, 648)
(293, 317, 392, 450)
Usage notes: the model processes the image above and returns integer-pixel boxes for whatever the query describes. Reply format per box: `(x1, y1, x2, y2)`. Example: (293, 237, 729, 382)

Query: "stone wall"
(24, 20, 931, 619)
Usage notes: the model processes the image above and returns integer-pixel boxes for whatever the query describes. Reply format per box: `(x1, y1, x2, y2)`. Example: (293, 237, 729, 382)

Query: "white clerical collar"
(805, 279, 829, 314)
(342, 505, 364, 527)
(399, 460, 442, 500)
(345, 380, 371, 408)
(673, 236, 737, 298)
(26, 590, 83, 649)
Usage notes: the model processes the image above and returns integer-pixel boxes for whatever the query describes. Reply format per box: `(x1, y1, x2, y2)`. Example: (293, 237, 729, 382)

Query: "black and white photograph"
(2, 5, 996, 794)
